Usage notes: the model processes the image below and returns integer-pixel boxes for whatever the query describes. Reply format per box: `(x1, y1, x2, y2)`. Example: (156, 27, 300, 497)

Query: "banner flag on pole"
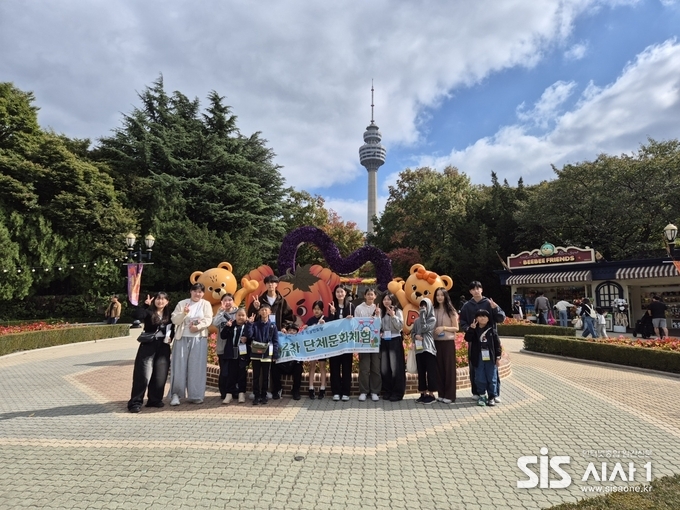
(127, 263, 143, 306)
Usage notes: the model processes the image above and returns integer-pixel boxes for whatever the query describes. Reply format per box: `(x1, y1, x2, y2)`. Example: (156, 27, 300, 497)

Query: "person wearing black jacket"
(247, 275, 295, 331)
(250, 303, 280, 405)
(328, 285, 355, 402)
(127, 293, 174, 413)
(464, 310, 502, 407)
(219, 308, 253, 404)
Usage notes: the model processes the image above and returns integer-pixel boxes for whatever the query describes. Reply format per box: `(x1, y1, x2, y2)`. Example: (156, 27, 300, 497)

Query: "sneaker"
(440, 398, 452, 404)
(222, 395, 233, 405)
(494, 396, 502, 403)
(358, 393, 367, 402)
(371, 393, 379, 402)
(238, 393, 246, 403)
(252, 397, 260, 406)
(333, 394, 341, 401)
(308, 388, 316, 400)
(477, 396, 486, 407)
(190, 399, 203, 404)
(341, 395, 350, 401)
(292, 391, 301, 401)
(389, 395, 403, 402)
(129, 405, 141, 413)
(487, 398, 496, 407)
(145, 401, 165, 408)
(415, 393, 425, 404)
(318, 388, 326, 400)
(260, 396, 268, 405)
(272, 390, 281, 400)
(170, 394, 180, 406)
(422, 395, 436, 405)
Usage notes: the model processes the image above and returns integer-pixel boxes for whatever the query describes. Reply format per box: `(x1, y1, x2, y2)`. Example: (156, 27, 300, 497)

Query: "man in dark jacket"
(459, 281, 506, 400)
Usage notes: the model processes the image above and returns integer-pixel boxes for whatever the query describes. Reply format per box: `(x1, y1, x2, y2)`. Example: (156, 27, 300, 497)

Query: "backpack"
(587, 305, 597, 319)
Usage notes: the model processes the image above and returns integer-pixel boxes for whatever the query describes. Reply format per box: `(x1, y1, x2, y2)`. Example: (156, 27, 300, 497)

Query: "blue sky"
(1, 1, 679, 231)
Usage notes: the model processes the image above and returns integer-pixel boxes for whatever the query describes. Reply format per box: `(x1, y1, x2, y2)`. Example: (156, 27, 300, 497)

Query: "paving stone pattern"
(0, 333, 678, 509)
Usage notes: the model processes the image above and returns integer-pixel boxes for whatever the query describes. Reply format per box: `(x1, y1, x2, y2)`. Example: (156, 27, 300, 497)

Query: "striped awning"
(505, 270, 592, 286)
(615, 264, 679, 280)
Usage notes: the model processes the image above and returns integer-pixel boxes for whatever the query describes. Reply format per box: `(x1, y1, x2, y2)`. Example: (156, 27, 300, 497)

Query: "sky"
(1, 0, 680, 231)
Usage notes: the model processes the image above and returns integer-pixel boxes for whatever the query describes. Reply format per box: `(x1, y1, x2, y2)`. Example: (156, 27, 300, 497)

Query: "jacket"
(411, 298, 436, 356)
(213, 308, 239, 355)
(219, 321, 252, 360)
(250, 319, 279, 362)
(171, 298, 214, 339)
(381, 309, 404, 338)
(464, 325, 502, 365)
(141, 308, 175, 342)
(459, 297, 506, 332)
(327, 301, 354, 321)
(247, 291, 295, 330)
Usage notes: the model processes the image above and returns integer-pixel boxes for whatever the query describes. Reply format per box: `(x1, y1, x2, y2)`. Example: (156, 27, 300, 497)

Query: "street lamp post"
(664, 223, 678, 258)
(125, 233, 155, 328)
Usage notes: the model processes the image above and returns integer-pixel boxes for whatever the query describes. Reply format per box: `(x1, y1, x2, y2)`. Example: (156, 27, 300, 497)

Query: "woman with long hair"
(379, 291, 405, 401)
(433, 287, 459, 403)
(328, 285, 354, 402)
(127, 292, 174, 413)
(355, 288, 382, 402)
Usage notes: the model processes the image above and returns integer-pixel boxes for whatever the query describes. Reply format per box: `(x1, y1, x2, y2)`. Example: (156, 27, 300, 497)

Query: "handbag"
(547, 310, 556, 325)
(138, 327, 160, 343)
(406, 346, 417, 374)
(251, 340, 269, 355)
(573, 317, 583, 329)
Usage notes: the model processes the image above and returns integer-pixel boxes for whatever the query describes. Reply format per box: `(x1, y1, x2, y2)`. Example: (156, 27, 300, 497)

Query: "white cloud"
(564, 41, 588, 60)
(419, 39, 680, 184)
(516, 80, 577, 128)
(0, 0, 623, 191)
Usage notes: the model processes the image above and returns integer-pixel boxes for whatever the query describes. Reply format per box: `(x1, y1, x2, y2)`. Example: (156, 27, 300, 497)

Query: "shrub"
(0, 324, 130, 356)
(524, 335, 680, 374)
(498, 323, 575, 337)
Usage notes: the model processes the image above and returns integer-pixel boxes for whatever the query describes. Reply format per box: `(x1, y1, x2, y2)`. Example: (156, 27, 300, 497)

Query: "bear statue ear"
(440, 276, 454, 291)
(218, 262, 233, 272)
(189, 271, 203, 284)
(410, 264, 425, 275)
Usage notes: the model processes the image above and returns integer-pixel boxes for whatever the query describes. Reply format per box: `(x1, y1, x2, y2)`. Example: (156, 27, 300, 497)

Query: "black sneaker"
(145, 401, 165, 408)
(260, 396, 268, 405)
(308, 388, 316, 400)
(252, 397, 260, 406)
(129, 405, 141, 413)
(422, 395, 436, 405)
(272, 391, 281, 400)
(389, 395, 403, 402)
(415, 393, 425, 404)
(292, 391, 301, 401)
(318, 389, 325, 400)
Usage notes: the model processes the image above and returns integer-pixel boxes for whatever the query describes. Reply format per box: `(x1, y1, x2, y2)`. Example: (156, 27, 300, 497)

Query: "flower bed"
(0, 321, 70, 336)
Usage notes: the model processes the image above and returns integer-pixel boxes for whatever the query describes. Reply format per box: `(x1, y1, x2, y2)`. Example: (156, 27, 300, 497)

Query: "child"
(464, 310, 502, 407)
(595, 307, 609, 339)
(306, 300, 328, 399)
(219, 307, 253, 404)
(411, 297, 437, 405)
(354, 288, 382, 402)
(212, 293, 239, 401)
(250, 302, 279, 405)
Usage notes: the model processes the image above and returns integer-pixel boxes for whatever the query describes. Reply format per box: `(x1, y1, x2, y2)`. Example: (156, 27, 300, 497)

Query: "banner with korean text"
(276, 317, 381, 362)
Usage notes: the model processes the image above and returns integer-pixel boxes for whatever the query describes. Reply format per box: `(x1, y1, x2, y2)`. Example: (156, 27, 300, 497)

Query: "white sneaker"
(441, 398, 452, 404)
(222, 395, 233, 405)
(371, 393, 379, 402)
(494, 396, 502, 403)
(191, 399, 203, 404)
(333, 394, 340, 401)
(358, 393, 367, 402)
(170, 394, 180, 406)
(341, 395, 350, 401)
(238, 393, 245, 403)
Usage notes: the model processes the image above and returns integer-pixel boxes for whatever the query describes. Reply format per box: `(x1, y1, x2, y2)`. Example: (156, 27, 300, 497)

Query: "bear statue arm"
(387, 280, 409, 309)
(233, 278, 260, 308)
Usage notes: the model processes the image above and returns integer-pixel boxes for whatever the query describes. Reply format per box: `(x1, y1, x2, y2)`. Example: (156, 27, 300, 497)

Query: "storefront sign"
(507, 245, 595, 269)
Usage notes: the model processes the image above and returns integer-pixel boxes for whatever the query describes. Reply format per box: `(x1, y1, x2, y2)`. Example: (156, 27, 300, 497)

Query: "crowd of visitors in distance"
(126, 278, 507, 413)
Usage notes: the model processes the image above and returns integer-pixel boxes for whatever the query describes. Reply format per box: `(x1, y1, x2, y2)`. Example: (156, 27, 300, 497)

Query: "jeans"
(475, 356, 498, 400)
(380, 337, 405, 399)
(558, 310, 568, 327)
(582, 315, 598, 338)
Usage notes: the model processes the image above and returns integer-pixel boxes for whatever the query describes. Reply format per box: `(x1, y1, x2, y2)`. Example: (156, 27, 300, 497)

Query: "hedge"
(524, 335, 680, 374)
(0, 324, 130, 357)
(498, 323, 575, 337)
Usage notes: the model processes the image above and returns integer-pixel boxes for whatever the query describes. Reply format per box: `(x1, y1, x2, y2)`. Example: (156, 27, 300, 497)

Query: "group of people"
(127, 277, 507, 412)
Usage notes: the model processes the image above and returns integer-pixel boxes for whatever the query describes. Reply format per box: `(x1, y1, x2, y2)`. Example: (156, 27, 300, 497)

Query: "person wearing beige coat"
(168, 283, 213, 406)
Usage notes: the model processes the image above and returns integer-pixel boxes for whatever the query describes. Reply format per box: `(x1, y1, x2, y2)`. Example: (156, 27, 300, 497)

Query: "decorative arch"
(595, 281, 623, 308)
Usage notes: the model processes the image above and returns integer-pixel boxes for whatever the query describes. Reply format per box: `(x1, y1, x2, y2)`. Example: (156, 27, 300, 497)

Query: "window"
(595, 281, 623, 308)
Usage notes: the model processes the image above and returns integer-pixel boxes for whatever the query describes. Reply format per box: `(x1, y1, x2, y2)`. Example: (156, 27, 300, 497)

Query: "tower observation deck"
(359, 84, 386, 234)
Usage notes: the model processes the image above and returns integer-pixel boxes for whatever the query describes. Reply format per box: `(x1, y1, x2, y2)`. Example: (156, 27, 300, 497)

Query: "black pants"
(380, 337, 405, 399)
(128, 340, 171, 409)
(330, 353, 353, 397)
(416, 351, 438, 393)
(251, 359, 271, 398)
(271, 361, 303, 396)
(218, 357, 229, 399)
(224, 357, 248, 397)
(537, 310, 547, 325)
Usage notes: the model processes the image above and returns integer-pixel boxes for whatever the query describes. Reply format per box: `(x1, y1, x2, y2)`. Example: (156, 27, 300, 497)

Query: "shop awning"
(504, 270, 592, 286)
(615, 264, 679, 280)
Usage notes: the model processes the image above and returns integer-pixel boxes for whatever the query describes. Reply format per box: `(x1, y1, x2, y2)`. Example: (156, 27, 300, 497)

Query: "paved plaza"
(1, 331, 679, 509)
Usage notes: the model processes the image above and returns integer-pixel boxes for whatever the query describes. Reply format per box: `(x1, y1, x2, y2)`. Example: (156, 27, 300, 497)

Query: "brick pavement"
(0, 332, 679, 509)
